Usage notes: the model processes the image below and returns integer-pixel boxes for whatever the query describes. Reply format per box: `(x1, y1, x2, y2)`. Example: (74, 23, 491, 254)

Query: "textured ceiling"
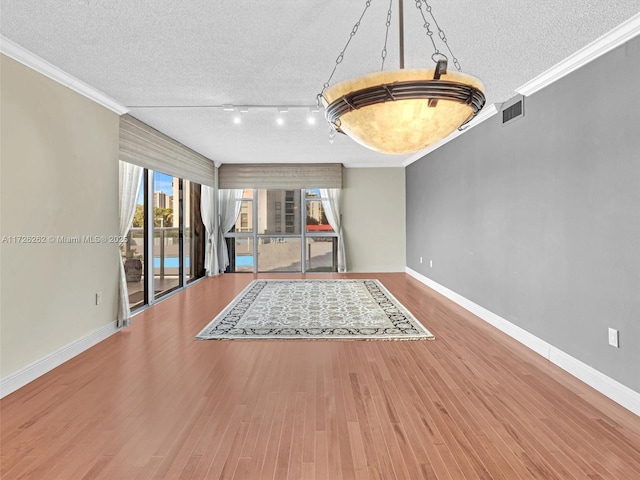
(2, 1, 639, 167)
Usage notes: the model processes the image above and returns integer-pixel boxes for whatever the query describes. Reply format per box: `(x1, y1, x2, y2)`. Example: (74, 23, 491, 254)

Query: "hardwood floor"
(2, 273, 639, 479)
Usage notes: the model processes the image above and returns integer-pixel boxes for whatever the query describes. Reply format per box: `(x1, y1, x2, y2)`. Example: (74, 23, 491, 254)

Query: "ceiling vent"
(501, 95, 524, 126)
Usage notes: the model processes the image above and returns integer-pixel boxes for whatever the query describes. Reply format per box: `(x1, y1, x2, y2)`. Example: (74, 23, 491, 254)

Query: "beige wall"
(1, 55, 120, 377)
(342, 167, 406, 272)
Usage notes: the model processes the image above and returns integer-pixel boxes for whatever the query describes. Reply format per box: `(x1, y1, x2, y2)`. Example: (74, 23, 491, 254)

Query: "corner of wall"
(405, 267, 640, 417)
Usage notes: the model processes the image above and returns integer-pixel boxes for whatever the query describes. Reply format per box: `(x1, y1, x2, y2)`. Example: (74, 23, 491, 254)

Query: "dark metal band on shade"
(324, 79, 486, 131)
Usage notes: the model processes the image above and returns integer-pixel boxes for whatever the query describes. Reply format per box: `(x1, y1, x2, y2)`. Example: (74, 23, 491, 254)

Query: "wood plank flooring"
(1, 273, 639, 479)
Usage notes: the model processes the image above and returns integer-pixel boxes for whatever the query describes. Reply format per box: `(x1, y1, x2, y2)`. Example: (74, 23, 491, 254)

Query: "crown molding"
(0, 35, 128, 115)
(403, 13, 640, 166)
(517, 12, 640, 96)
(402, 103, 498, 167)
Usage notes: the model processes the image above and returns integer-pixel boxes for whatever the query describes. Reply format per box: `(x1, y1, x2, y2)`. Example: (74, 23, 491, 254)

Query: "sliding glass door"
(121, 165, 206, 312)
(256, 189, 302, 272)
(121, 170, 147, 309)
(185, 180, 206, 282)
(153, 172, 182, 299)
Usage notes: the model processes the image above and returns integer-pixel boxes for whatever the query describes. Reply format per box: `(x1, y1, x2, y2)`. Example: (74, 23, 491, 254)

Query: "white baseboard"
(406, 267, 640, 417)
(0, 321, 120, 398)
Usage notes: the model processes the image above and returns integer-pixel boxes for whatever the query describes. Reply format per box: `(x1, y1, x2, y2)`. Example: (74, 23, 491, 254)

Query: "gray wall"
(406, 37, 640, 393)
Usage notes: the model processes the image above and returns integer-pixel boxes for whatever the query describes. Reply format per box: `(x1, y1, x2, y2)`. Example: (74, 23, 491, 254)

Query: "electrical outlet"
(608, 328, 619, 348)
(420, 257, 423, 264)
(430, 260, 433, 268)
(96, 292, 102, 305)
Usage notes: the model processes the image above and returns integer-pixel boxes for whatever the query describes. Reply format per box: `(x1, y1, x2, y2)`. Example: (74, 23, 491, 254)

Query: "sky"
(137, 171, 174, 205)
(154, 173, 174, 195)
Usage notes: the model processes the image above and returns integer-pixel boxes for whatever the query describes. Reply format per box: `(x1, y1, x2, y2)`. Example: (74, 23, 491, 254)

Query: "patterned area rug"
(196, 279, 434, 340)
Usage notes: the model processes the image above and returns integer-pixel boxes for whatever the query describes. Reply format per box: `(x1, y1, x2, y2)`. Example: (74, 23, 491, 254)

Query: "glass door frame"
(152, 171, 183, 301)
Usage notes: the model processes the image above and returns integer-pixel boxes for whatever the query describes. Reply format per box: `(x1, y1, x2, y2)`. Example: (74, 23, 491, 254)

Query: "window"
(304, 189, 337, 271)
(257, 237, 301, 272)
(306, 237, 338, 272)
(153, 172, 181, 299)
(257, 189, 301, 235)
(305, 200, 333, 233)
(228, 189, 254, 269)
(185, 180, 206, 283)
(232, 190, 253, 233)
(232, 237, 254, 272)
(223, 189, 338, 273)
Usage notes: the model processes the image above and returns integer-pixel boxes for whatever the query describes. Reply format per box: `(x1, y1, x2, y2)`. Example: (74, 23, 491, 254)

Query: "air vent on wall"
(501, 95, 525, 126)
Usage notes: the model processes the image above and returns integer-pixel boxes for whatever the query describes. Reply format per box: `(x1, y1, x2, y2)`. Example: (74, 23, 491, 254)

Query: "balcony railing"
(123, 226, 190, 279)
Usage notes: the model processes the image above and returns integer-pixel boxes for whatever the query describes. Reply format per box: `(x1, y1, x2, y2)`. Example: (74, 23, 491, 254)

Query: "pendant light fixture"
(318, 0, 486, 155)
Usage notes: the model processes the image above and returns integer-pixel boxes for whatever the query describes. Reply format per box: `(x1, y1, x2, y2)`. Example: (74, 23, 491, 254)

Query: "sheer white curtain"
(200, 185, 220, 276)
(319, 188, 346, 273)
(218, 189, 244, 272)
(118, 161, 143, 327)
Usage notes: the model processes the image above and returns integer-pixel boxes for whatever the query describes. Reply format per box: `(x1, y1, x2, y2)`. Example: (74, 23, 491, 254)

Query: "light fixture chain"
(414, 0, 439, 56)
(380, 0, 393, 71)
(419, 0, 462, 71)
(321, 0, 373, 94)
